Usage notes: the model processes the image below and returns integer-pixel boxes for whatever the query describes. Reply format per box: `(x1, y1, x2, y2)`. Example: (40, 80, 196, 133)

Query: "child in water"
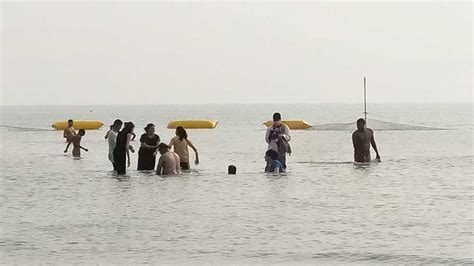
(64, 129, 88, 157)
(265, 149, 285, 173)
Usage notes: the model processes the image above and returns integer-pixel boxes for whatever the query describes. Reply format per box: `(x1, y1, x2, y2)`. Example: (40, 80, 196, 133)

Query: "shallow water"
(1, 103, 473, 264)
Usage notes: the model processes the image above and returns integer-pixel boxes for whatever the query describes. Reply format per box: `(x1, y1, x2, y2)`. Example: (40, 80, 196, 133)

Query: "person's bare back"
(157, 150, 181, 175)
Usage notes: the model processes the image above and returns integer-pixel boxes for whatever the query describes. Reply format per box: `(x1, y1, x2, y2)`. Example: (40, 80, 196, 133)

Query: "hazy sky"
(2, 1, 472, 105)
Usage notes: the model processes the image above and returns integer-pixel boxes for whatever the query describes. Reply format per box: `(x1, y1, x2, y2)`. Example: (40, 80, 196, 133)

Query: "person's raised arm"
(369, 130, 381, 161)
(188, 140, 199, 165)
(125, 133, 132, 167)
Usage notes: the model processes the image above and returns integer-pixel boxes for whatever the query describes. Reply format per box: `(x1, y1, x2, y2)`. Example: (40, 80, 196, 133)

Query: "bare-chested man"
(155, 143, 181, 176)
(63, 119, 76, 143)
(352, 118, 381, 163)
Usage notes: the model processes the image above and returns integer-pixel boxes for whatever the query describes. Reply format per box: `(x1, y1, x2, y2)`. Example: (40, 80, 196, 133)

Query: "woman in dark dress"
(113, 122, 135, 175)
(137, 123, 160, 170)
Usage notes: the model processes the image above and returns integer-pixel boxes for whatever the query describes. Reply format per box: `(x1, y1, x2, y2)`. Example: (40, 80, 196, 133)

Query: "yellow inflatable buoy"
(263, 120, 312, 129)
(51, 120, 104, 130)
(167, 120, 218, 129)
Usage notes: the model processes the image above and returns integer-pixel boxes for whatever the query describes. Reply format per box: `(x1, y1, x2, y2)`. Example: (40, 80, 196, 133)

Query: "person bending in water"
(156, 143, 181, 176)
(63, 119, 76, 143)
(64, 129, 88, 157)
(352, 118, 381, 163)
(265, 149, 285, 173)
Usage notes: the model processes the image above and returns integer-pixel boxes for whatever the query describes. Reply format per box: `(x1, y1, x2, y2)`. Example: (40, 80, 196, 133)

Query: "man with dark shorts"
(352, 118, 381, 163)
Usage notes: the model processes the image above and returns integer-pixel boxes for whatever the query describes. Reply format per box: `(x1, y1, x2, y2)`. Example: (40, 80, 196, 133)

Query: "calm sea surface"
(1, 103, 473, 264)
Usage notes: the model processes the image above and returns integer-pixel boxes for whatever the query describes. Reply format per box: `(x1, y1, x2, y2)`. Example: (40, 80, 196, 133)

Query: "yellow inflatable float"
(52, 120, 104, 130)
(263, 120, 312, 129)
(167, 120, 218, 129)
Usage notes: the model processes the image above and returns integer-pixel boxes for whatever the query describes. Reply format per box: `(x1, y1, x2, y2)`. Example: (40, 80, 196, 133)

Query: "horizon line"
(1, 101, 473, 107)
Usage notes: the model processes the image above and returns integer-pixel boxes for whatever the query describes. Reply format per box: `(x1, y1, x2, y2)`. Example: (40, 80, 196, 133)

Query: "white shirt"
(107, 130, 118, 162)
(265, 124, 291, 152)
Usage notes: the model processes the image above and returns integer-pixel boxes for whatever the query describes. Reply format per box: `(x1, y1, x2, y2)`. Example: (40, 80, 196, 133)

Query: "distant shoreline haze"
(3, 2, 472, 105)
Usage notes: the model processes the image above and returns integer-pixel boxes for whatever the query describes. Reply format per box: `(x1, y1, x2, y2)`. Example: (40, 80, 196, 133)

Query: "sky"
(1, 1, 472, 105)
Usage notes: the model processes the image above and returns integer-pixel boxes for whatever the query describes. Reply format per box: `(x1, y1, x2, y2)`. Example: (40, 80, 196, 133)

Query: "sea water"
(1, 103, 472, 264)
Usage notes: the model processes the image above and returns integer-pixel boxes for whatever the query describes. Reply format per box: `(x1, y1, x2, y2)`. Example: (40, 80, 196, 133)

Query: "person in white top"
(107, 119, 123, 171)
(265, 112, 291, 169)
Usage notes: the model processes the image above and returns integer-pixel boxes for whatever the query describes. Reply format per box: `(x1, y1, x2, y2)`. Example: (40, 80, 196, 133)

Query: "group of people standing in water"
(103, 120, 199, 175)
(63, 112, 381, 175)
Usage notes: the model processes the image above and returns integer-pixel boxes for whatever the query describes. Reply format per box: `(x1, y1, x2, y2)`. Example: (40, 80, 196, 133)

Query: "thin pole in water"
(364, 76, 367, 123)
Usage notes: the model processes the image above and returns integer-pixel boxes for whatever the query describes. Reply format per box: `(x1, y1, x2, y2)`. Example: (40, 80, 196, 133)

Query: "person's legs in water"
(114, 151, 126, 175)
(278, 153, 286, 169)
(72, 147, 81, 157)
(180, 162, 190, 170)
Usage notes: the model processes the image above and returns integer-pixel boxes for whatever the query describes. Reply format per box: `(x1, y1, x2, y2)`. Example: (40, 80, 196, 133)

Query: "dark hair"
(158, 143, 169, 150)
(176, 126, 187, 141)
(109, 125, 113, 129)
(273, 112, 281, 121)
(357, 118, 366, 126)
(68, 119, 73, 123)
(78, 129, 85, 135)
(228, 165, 237, 174)
(113, 119, 123, 126)
(266, 149, 279, 160)
(122, 122, 135, 134)
(144, 123, 155, 133)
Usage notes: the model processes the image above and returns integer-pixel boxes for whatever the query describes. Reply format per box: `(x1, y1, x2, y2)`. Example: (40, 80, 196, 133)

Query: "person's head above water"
(357, 118, 366, 131)
(265, 149, 279, 161)
(228, 165, 237, 175)
(112, 119, 123, 131)
(144, 123, 155, 134)
(158, 143, 170, 155)
(273, 112, 282, 126)
(67, 119, 73, 127)
(176, 126, 187, 141)
(78, 129, 85, 136)
(123, 122, 135, 134)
